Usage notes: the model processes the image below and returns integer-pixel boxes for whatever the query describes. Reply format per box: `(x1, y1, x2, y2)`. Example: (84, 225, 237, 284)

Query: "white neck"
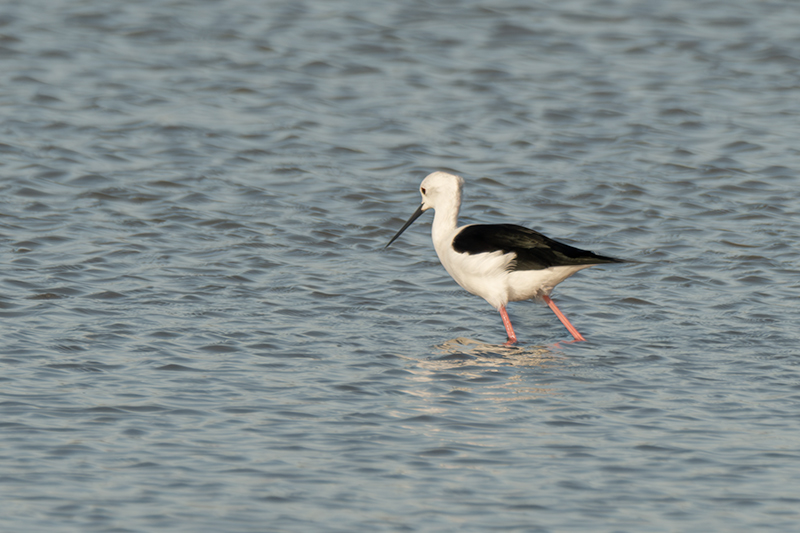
(430, 194, 460, 248)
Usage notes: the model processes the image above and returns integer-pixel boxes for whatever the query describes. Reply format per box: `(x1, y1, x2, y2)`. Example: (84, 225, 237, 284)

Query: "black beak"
(385, 203, 426, 249)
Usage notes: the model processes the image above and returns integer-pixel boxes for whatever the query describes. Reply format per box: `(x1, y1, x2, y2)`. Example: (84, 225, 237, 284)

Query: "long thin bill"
(385, 203, 425, 249)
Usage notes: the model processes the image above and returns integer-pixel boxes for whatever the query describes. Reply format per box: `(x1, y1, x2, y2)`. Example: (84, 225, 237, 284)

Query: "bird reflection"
(428, 337, 563, 368)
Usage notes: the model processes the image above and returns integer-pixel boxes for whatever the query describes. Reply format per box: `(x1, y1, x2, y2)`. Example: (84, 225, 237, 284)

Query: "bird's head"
(385, 171, 464, 249)
(418, 171, 464, 212)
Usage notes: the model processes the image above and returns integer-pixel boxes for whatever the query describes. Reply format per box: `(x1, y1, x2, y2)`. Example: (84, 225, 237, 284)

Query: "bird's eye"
(420, 187, 426, 194)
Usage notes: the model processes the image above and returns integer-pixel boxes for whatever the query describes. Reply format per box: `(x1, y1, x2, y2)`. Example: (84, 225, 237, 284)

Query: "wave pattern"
(1, 0, 800, 531)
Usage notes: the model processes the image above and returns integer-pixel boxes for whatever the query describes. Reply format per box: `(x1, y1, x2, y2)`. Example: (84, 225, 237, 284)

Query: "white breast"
(435, 242, 592, 310)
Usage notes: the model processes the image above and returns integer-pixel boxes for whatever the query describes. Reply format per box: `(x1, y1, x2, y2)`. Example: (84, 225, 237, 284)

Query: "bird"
(385, 171, 627, 344)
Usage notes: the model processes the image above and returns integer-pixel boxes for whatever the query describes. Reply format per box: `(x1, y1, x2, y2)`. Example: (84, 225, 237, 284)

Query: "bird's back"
(452, 224, 625, 272)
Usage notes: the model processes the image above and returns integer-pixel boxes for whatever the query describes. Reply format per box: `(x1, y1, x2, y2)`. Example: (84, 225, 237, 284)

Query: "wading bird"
(385, 171, 627, 344)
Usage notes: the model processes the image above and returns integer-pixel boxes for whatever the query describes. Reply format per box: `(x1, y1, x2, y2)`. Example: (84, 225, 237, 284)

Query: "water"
(2, 0, 800, 531)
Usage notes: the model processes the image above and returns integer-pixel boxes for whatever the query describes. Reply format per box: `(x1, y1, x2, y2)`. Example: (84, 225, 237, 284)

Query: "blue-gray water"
(2, 0, 800, 531)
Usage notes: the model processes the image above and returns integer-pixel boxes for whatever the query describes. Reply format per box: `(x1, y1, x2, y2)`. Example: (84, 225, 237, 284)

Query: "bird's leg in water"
(499, 306, 517, 344)
(543, 295, 586, 342)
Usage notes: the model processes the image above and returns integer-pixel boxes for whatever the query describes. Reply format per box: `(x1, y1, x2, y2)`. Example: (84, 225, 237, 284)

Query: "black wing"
(452, 224, 626, 271)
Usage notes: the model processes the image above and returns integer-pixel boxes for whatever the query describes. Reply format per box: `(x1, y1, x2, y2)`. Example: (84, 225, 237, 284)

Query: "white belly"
(437, 247, 592, 310)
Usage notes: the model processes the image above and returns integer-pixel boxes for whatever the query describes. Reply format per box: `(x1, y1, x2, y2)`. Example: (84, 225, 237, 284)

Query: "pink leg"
(499, 306, 517, 344)
(543, 295, 586, 342)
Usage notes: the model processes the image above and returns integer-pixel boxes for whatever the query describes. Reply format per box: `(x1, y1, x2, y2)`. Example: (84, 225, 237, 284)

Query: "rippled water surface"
(3, 0, 800, 531)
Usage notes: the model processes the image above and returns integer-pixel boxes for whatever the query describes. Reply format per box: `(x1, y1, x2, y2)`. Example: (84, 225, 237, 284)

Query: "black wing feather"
(452, 224, 625, 271)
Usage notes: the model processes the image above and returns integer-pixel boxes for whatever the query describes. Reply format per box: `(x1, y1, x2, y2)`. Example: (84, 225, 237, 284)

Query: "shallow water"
(2, 0, 800, 531)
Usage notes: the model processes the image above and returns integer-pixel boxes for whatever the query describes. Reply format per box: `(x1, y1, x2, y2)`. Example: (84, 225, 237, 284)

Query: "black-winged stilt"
(385, 171, 627, 344)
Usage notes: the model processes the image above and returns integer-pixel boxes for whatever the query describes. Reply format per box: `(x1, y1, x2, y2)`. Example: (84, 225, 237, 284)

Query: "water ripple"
(1, 0, 800, 531)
